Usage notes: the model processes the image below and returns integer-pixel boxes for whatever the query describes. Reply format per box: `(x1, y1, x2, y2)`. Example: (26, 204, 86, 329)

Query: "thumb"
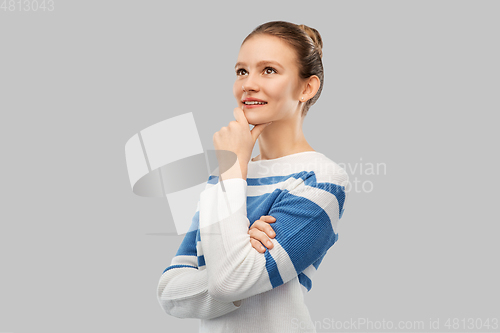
(250, 122, 272, 143)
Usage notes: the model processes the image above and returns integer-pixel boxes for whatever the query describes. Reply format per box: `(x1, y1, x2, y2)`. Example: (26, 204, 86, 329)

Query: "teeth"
(244, 101, 267, 105)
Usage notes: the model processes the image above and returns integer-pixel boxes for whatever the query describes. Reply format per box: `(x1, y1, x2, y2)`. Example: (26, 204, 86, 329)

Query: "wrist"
(220, 157, 247, 180)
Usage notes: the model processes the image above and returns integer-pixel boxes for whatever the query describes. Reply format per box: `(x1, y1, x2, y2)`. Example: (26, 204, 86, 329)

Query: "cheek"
(233, 83, 242, 99)
(267, 81, 290, 101)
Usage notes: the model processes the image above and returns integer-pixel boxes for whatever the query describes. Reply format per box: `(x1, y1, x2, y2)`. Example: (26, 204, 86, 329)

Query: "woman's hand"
(249, 215, 277, 253)
(213, 107, 272, 170)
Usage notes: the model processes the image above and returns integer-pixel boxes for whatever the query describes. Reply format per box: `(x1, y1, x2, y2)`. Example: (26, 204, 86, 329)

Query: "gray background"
(1, 1, 498, 332)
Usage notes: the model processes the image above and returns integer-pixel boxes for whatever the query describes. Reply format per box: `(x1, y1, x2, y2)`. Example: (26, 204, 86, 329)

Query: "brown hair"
(241, 21, 324, 117)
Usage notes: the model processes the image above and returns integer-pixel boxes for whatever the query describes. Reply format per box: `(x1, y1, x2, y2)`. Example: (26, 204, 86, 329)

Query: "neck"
(254, 114, 314, 161)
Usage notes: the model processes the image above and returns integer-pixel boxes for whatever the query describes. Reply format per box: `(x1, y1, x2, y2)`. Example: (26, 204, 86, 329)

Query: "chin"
(243, 114, 269, 126)
(247, 119, 268, 126)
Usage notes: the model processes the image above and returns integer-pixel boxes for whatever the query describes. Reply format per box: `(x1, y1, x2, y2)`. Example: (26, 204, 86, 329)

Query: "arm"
(199, 169, 349, 303)
(156, 176, 241, 320)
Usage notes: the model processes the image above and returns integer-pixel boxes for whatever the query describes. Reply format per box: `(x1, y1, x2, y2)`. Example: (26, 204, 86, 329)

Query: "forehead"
(237, 35, 297, 68)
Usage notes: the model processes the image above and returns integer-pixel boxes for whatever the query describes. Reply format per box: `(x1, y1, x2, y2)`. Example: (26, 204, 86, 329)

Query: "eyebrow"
(234, 60, 283, 70)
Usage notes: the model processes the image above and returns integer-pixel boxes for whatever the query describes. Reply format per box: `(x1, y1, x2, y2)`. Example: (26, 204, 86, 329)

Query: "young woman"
(157, 21, 349, 333)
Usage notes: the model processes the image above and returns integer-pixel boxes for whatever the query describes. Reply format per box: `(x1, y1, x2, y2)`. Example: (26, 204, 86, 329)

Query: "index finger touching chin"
(233, 107, 247, 124)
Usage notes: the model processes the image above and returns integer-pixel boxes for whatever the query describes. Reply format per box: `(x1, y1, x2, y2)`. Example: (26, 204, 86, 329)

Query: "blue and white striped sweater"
(168, 170, 346, 287)
(157, 151, 349, 331)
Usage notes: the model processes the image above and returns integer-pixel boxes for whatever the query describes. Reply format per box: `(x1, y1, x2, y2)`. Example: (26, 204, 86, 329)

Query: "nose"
(242, 72, 260, 93)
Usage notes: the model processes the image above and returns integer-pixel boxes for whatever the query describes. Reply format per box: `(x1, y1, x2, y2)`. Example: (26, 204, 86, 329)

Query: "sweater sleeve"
(199, 170, 348, 303)
(156, 176, 241, 320)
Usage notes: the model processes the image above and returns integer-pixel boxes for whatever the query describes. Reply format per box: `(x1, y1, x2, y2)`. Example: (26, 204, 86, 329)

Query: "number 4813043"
(1, 0, 55, 11)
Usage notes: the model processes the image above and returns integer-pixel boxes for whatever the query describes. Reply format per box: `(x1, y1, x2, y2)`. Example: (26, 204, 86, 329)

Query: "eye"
(264, 67, 277, 75)
(236, 68, 247, 76)
(235, 67, 278, 76)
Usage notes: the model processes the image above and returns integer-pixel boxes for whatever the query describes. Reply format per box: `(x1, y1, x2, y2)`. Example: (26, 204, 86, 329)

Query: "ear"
(300, 75, 321, 101)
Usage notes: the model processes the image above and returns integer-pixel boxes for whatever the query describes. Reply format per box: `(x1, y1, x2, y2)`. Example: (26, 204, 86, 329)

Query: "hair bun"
(297, 24, 323, 58)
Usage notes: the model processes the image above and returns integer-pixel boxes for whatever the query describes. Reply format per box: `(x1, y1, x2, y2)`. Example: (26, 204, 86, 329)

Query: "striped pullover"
(157, 151, 349, 332)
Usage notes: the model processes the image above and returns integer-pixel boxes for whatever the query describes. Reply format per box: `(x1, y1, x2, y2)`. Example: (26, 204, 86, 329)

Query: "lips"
(243, 102, 267, 105)
(242, 98, 267, 103)
(242, 101, 267, 109)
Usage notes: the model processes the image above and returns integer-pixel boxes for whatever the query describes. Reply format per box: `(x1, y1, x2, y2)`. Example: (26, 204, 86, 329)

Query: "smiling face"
(233, 34, 304, 125)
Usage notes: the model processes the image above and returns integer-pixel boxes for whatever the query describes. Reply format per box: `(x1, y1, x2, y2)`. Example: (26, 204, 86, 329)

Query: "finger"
(249, 222, 275, 239)
(250, 238, 266, 253)
(260, 215, 277, 223)
(251, 220, 276, 239)
(248, 228, 274, 249)
(233, 107, 248, 126)
(250, 121, 272, 143)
